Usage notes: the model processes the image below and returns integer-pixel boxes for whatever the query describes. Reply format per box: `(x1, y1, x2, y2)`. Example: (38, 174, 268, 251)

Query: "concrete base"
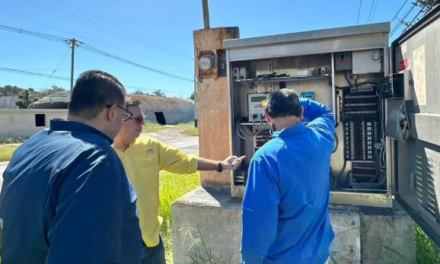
(172, 186, 415, 264)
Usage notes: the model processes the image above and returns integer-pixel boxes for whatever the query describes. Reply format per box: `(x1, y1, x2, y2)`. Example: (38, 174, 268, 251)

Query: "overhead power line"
(80, 44, 193, 82)
(369, 0, 380, 23)
(26, 0, 193, 61)
(367, 0, 377, 23)
(1, 10, 191, 69)
(43, 48, 71, 88)
(390, 0, 420, 38)
(357, 0, 363, 24)
(0, 24, 193, 82)
(391, 0, 410, 22)
(0, 67, 71, 81)
(0, 67, 192, 95)
(0, 24, 67, 43)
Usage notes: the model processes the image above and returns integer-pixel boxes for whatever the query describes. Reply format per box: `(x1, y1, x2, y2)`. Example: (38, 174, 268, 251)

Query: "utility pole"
(67, 38, 78, 91)
(202, 0, 210, 29)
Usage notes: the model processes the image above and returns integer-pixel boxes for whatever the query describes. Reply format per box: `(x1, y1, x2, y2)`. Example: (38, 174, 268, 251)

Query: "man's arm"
(45, 153, 124, 264)
(197, 156, 245, 171)
(158, 140, 244, 173)
(241, 156, 279, 264)
(300, 98, 335, 136)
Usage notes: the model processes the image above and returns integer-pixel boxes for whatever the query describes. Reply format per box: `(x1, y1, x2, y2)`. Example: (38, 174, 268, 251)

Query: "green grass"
(143, 122, 166, 133)
(180, 127, 198, 136)
(0, 145, 18, 162)
(159, 170, 200, 263)
(416, 225, 440, 264)
(143, 121, 196, 133)
(174, 121, 195, 127)
(0, 137, 26, 144)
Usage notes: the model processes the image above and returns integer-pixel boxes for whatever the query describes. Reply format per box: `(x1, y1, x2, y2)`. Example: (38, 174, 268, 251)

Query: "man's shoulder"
(133, 135, 162, 147)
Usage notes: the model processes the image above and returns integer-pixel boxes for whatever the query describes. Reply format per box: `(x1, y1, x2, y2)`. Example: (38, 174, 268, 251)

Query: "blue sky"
(0, 0, 422, 97)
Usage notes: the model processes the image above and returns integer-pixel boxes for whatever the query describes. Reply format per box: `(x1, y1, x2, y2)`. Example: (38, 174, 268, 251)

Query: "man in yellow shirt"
(112, 99, 244, 264)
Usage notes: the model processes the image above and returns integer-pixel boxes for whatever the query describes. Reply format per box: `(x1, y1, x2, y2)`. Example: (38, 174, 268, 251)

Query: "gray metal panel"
(396, 139, 440, 247)
(227, 33, 388, 62)
(393, 7, 440, 248)
(393, 16, 440, 114)
(409, 114, 440, 146)
(224, 22, 390, 49)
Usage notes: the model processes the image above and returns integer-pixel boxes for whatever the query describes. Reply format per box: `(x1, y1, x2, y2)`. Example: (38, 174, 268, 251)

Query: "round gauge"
(198, 54, 216, 71)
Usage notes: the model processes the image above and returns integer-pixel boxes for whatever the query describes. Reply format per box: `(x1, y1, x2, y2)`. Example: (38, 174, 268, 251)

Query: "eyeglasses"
(106, 104, 133, 121)
(126, 115, 145, 125)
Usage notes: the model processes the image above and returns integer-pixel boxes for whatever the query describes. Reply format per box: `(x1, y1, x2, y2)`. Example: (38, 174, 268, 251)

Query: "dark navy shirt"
(0, 119, 142, 264)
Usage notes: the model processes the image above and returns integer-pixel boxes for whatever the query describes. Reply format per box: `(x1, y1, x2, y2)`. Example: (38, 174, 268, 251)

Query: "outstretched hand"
(221, 155, 246, 171)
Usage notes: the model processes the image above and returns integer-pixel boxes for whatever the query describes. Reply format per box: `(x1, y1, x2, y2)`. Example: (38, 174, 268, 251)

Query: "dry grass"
(180, 128, 198, 136)
(0, 145, 18, 162)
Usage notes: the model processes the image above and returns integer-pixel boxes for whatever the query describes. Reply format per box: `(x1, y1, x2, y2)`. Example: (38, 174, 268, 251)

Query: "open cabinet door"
(390, 5, 440, 249)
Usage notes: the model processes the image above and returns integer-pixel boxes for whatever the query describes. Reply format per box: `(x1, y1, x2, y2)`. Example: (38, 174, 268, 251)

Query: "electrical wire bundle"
(236, 117, 268, 140)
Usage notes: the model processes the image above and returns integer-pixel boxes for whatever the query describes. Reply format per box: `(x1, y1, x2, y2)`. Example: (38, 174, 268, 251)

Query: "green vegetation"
(143, 122, 166, 133)
(416, 225, 440, 264)
(159, 171, 200, 263)
(143, 121, 196, 133)
(0, 145, 18, 162)
(0, 137, 26, 144)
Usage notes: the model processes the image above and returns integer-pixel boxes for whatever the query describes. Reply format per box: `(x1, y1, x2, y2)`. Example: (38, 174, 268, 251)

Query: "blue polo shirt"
(0, 119, 142, 264)
(241, 99, 335, 264)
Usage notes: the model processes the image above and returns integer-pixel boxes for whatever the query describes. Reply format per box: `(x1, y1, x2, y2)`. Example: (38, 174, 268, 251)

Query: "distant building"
(28, 91, 194, 124)
(0, 96, 19, 109)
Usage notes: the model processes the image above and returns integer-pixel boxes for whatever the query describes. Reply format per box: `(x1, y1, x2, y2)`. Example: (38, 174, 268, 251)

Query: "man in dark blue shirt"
(241, 89, 335, 264)
(0, 70, 142, 264)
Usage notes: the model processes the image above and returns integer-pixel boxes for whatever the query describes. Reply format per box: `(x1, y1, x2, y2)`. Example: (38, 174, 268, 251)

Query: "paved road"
(0, 136, 199, 190)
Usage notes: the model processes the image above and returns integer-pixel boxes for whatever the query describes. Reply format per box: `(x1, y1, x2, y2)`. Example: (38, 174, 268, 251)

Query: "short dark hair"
(126, 97, 142, 108)
(266, 89, 301, 118)
(68, 70, 126, 119)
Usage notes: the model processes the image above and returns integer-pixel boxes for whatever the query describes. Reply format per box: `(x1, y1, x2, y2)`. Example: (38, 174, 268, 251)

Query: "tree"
(152, 89, 166, 97)
(15, 90, 32, 109)
(189, 91, 195, 100)
(133, 90, 144, 95)
(41, 85, 66, 96)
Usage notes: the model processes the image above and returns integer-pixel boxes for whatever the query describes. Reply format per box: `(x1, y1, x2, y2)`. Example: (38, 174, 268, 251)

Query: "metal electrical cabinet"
(224, 5, 440, 248)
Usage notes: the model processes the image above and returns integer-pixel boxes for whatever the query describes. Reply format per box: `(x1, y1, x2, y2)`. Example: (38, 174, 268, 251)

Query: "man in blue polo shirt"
(241, 89, 335, 264)
(0, 70, 142, 264)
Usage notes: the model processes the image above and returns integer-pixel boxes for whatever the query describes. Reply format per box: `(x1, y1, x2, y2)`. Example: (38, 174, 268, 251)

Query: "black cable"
(357, 0, 363, 24)
(26, 0, 193, 61)
(390, 0, 420, 38)
(391, 0, 410, 22)
(370, 0, 380, 23)
(53, 0, 192, 60)
(0, 67, 70, 81)
(43, 48, 71, 88)
(332, 133, 339, 153)
(0, 24, 67, 43)
(80, 44, 193, 82)
(367, 0, 377, 23)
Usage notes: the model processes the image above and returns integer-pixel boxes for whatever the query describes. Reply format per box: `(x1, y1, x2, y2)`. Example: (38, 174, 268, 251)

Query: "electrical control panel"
(225, 23, 392, 208)
(248, 94, 267, 121)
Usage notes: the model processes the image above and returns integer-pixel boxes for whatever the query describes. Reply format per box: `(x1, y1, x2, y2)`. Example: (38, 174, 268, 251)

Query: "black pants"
(141, 236, 166, 264)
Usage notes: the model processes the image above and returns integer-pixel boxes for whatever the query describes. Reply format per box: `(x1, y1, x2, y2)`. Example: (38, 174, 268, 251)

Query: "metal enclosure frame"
(391, 5, 440, 248)
(225, 22, 393, 208)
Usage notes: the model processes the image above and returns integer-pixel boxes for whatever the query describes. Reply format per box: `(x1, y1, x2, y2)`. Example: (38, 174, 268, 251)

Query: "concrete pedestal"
(172, 186, 415, 264)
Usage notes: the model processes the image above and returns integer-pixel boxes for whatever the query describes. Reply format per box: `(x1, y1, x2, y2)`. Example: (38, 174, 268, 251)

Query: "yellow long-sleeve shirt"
(113, 136, 198, 247)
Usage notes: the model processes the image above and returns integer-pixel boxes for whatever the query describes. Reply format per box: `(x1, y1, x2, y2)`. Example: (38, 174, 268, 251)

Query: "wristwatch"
(216, 162, 223, 173)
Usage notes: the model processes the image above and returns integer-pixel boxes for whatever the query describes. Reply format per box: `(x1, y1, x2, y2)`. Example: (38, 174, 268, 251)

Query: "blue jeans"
(142, 236, 166, 264)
